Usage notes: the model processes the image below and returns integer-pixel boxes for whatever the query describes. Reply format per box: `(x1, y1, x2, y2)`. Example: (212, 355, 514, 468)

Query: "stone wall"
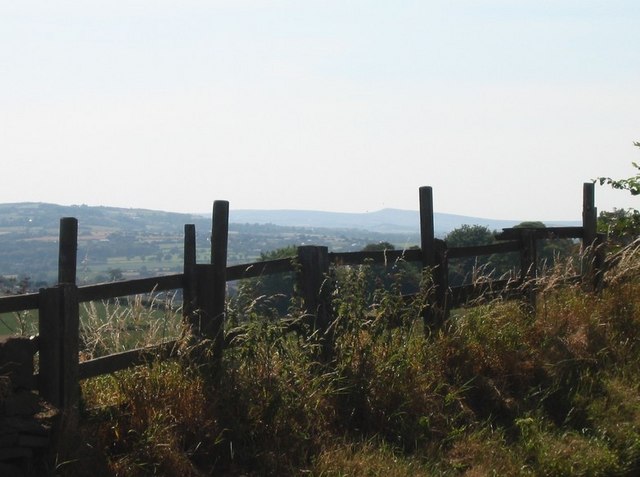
(0, 336, 59, 477)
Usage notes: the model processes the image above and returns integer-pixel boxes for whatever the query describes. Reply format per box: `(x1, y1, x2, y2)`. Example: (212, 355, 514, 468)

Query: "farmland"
(0, 202, 420, 288)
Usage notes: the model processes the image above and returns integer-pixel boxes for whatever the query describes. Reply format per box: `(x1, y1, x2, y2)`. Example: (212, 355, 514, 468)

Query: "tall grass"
(79, 292, 182, 359)
(55, 241, 640, 476)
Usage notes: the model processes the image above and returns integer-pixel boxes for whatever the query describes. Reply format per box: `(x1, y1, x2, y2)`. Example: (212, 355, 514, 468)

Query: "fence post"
(58, 217, 78, 285)
(582, 182, 602, 291)
(39, 218, 80, 415)
(582, 182, 597, 248)
(208, 201, 229, 352)
(420, 186, 446, 329)
(38, 287, 62, 407)
(60, 283, 79, 415)
(419, 186, 436, 269)
(296, 246, 331, 333)
(183, 224, 198, 332)
(519, 229, 537, 311)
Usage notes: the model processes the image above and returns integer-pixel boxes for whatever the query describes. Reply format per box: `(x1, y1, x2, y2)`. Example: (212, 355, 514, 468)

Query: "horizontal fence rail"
(0, 292, 40, 314)
(496, 226, 584, 241)
(78, 340, 180, 380)
(0, 183, 602, 417)
(446, 241, 521, 259)
(77, 274, 184, 302)
(329, 249, 423, 266)
(226, 257, 296, 281)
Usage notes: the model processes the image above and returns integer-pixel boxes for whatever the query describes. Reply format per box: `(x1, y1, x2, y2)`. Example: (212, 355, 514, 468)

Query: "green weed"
(55, 243, 640, 476)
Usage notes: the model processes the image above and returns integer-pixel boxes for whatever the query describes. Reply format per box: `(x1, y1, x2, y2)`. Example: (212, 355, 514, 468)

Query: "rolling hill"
(0, 202, 580, 287)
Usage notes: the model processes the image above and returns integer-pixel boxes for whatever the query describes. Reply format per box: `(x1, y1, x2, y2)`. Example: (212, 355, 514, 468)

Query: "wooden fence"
(0, 184, 602, 414)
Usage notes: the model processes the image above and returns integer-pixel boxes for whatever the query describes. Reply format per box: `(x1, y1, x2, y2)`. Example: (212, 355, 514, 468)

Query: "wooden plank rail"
(78, 340, 180, 380)
(329, 249, 422, 265)
(77, 274, 184, 302)
(447, 241, 521, 259)
(226, 257, 295, 281)
(0, 183, 602, 416)
(495, 226, 584, 241)
(0, 292, 40, 314)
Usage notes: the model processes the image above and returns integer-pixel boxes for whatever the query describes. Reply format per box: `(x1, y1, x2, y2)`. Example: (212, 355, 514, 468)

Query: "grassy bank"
(55, 241, 640, 476)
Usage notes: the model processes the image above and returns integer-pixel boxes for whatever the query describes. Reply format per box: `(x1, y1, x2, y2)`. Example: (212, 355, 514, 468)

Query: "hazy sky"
(2, 1, 639, 221)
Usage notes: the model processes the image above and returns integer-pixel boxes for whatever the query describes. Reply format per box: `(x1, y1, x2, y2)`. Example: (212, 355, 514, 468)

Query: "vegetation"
(47, 238, 640, 476)
(444, 223, 576, 287)
(596, 146, 640, 245)
(3, 179, 636, 475)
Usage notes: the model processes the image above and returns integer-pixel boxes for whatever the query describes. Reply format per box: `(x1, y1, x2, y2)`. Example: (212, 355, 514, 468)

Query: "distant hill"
(0, 202, 581, 287)
(0, 202, 580, 237)
(228, 208, 580, 237)
(0, 202, 207, 232)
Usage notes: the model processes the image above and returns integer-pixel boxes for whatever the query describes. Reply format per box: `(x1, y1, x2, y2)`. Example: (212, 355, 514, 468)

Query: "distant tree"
(362, 241, 422, 295)
(362, 241, 395, 252)
(259, 245, 298, 262)
(512, 221, 578, 271)
(445, 225, 495, 248)
(514, 221, 546, 229)
(443, 223, 575, 284)
(445, 225, 497, 286)
(108, 268, 124, 281)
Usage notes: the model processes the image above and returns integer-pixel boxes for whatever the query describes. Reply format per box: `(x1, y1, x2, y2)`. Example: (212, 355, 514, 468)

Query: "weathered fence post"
(59, 218, 80, 416)
(60, 283, 79, 414)
(519, 228, 538, 311)
(209, 201, 228, 352)
(297, 246, 331, 329)
(582, 182, 604, 291)
(183, 224, 198, 331)
(58, 217, 78, 285)
(419, 187, 436, 270)
(39, 218, 80, 415)
(419, 186, 447, 329)
(296, 245, 331, 335)
(38, 287, 62, 406)
(582, 182, 597, 249)
(190, 201, 228, 356)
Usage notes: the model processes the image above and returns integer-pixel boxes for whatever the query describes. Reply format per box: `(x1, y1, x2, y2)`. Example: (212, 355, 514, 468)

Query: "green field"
(0, 310, 38, 336)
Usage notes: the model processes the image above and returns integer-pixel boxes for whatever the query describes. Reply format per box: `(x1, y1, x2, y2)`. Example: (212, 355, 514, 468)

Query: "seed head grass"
(55, 242, 640, 476)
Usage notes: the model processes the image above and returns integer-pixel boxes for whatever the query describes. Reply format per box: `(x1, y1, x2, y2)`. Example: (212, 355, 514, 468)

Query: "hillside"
(218, 207, 579, 235)
(0, 203, 418, 286)
(0, 202, 579, 287)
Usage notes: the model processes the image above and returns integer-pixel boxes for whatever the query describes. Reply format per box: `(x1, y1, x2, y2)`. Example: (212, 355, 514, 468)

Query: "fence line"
(0, 183, 602, 415)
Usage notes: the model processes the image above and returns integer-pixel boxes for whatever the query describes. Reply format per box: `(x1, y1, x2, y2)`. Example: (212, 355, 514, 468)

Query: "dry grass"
(54, 241, 640, 476)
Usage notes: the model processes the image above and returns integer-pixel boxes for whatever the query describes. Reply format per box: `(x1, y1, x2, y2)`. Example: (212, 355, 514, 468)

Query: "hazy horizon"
(0, 199, 582, 224)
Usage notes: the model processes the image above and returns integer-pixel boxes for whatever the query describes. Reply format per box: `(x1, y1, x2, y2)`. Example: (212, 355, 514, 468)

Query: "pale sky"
(1, 1, 639, 221)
